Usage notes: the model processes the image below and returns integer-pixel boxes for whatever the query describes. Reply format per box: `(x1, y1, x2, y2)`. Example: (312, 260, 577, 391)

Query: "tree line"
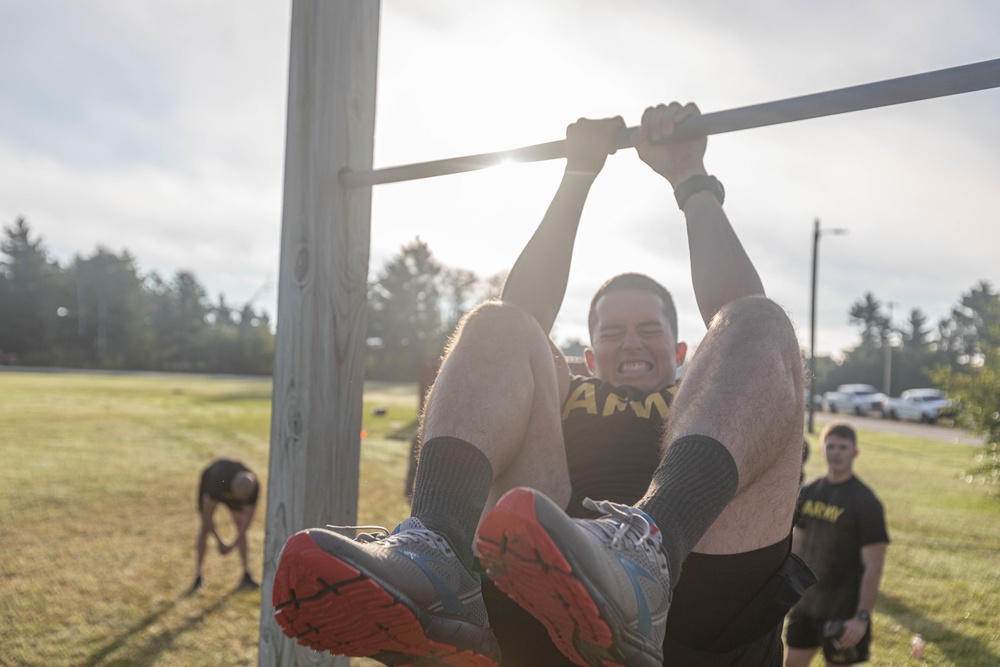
(811, 281, 1000, 397)
(4, 215, 996, 390)
(0, 217, 275, 374)
(0, 219, 504, 378)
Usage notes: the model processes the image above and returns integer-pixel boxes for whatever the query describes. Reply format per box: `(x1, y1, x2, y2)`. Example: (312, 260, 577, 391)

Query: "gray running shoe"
(476, 487, 670, 667)
(273, 517, 501, 667)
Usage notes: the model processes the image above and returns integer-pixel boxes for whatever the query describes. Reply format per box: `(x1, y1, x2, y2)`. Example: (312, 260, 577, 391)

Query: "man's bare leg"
(192, 528, 209, 591)
(191, 496, 216, 591)
(414, 300, 570, 567)
(230, 508, 257, 587)
(636, 295, 804, 577)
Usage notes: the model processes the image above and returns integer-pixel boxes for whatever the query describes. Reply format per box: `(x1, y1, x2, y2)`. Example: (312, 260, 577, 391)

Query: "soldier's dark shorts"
(786, 612, 872, 664)
(482, 535, 816, 666)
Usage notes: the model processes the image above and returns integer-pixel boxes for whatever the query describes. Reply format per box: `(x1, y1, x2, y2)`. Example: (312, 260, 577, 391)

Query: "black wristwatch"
(673, 174, 725, 210)
(856, 610, 871, 623)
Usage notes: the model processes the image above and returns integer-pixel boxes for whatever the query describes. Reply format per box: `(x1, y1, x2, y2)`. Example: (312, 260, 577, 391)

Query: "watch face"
(857, 611, 871, 621)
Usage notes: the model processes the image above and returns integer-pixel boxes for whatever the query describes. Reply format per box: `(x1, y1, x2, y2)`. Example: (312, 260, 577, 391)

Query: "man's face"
(823, 433, 858, 476)
(587, 288, 685, 392)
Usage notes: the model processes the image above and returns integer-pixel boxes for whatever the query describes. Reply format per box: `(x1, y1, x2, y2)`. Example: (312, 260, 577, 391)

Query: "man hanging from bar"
(272, 101, 816, 667)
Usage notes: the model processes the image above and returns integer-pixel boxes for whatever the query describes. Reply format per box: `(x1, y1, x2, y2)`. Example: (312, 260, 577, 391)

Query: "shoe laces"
(326, 524, 390, 543)
(326, 520, 456, 556)
(582, 498, 668, 570)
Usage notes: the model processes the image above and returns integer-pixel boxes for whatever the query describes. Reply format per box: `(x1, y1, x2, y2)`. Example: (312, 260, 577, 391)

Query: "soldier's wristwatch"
(673, 174, 725, 210)
(856, 610, 871, 623)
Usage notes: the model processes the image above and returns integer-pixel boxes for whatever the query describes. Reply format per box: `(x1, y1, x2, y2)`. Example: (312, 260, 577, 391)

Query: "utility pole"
(808, 218, 847, 434)
(883, 301, 897, 397)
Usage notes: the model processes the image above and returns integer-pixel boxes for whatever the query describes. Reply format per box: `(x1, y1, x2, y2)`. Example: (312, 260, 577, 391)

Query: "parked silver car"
(884, 388, 956, 424)
(823, 384, 887, 416)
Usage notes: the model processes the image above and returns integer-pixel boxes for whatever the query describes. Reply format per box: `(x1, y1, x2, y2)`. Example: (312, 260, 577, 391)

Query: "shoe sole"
(273, 531, 500, 667)
(476, 488, 660, 667)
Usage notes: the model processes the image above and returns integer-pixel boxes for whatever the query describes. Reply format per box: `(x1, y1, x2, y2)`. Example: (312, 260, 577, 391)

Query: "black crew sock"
(635, 435, 739, 587)
(410, 436, 493, 571)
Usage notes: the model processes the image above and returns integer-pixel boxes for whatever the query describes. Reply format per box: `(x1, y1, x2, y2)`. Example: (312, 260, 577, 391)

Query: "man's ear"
(584, 348, 596, 373)
(675, 341, 688, 366)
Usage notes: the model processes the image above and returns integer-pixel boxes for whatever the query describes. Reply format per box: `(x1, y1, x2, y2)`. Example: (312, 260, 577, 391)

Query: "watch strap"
(673, 174, 725, 210)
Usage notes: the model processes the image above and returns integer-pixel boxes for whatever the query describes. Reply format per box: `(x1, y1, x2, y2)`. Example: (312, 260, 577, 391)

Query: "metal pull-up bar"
(340, 57, 1000, 188)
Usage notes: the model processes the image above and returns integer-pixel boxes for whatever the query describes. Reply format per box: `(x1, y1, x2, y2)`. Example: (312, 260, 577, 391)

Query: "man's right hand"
(837, 616, 868, 649)
(564, 116, 625, 178)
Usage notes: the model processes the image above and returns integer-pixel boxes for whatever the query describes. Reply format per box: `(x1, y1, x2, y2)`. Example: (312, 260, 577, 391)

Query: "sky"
(2, 1, 999, 359)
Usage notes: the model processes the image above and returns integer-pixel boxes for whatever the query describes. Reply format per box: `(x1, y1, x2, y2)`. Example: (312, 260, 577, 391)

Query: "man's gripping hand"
(564, 116, 626, 178)
(634, 102, 708, 187)
(837, 616, 868, 650)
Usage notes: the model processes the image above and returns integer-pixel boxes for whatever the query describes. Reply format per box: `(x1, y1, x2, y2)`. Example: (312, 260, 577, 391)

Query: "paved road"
(806, 409, 985, 446)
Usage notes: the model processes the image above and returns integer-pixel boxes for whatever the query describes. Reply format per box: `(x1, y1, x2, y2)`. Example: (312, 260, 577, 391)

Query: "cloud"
(0, 0, 289, 314)
(2, 0, 999, 358)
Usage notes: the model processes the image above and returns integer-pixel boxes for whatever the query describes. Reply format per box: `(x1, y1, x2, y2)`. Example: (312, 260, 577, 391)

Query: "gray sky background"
(2, 1, 999, 358)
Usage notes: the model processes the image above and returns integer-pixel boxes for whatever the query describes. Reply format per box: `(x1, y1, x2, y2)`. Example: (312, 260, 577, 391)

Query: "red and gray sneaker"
(476, 487, 671, 667)
(273, 517, 501, 667)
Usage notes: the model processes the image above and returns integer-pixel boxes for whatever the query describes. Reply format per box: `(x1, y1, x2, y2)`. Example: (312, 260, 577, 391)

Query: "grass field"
(1, 371, 998, 666)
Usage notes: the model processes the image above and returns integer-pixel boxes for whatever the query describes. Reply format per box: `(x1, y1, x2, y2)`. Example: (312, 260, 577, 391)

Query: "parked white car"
(823, 384, 888, 416)
(884, 388, 956, 424)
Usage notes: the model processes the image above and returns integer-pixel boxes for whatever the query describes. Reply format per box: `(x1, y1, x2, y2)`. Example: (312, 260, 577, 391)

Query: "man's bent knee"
(708, 297, 797, 344)
(444, 300, 550, 359)
(708, 297, 803, 380)
(422, 300, 567, 479)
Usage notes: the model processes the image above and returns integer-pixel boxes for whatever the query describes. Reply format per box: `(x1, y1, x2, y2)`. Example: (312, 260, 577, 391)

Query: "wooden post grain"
(258, 1, 379, 665)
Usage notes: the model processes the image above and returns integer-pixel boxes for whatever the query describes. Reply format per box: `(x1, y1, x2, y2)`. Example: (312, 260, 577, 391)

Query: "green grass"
(1, 372, 998, 666)
(0, 372, 414, 667)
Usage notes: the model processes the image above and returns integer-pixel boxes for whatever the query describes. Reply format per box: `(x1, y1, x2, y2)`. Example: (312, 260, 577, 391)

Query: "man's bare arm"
(502, 117, 624, 334)
(856, 541, 887, 617)
(838, 541, 888, 649)
(634, 102, 764, 327)
(683, 194, 764, 325)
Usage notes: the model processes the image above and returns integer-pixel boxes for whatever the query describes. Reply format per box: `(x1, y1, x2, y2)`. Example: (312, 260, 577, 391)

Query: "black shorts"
(660, 539, 815, 666)
(786, 613, 872, 664)
(481, 537, 816, 666)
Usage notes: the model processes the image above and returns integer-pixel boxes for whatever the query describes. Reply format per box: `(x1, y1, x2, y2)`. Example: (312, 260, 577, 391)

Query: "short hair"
(820, 422, 857, 446)
(232, 471, 258, 499)
(588, 273, 678, 342)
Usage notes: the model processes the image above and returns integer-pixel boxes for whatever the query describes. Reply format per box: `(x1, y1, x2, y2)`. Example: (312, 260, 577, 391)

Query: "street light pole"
(883, 301, 897, 397)
(808, 219, 847, 434)
(809, 221, 820, 434)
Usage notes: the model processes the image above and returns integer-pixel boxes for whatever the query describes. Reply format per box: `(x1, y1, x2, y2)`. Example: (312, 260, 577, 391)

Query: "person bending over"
(193, 458, 259, 591)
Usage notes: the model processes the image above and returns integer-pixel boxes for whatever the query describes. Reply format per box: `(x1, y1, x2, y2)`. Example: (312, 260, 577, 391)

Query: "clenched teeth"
(618, 360, 653, 374)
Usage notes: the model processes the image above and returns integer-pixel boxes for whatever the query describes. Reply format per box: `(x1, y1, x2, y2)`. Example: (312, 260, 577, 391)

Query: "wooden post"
(258, 1, 379, 665)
